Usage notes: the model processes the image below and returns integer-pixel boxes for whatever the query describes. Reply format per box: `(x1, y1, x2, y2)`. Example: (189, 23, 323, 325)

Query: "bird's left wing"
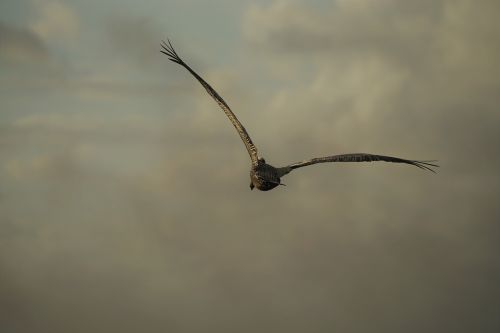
(161, 39, 259, 165)
(282, 153, 438, 174)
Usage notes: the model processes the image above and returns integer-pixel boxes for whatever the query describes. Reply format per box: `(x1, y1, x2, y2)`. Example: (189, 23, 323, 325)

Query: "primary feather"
(161, 40, 259, 166)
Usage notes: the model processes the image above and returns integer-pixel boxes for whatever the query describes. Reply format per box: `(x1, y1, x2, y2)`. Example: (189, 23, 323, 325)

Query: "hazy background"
(1, 0, 499, 332)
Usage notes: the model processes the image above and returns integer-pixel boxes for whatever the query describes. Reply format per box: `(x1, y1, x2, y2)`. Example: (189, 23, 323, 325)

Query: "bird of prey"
(161, 40, 438, 191)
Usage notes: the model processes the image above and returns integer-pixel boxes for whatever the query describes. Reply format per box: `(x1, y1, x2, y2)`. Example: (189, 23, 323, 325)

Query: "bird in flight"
(161, 39, 438, 191)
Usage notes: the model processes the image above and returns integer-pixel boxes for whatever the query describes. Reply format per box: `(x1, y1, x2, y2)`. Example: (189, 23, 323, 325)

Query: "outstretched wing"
(161, 39, 259, 165)
(284, 153, 438, 173)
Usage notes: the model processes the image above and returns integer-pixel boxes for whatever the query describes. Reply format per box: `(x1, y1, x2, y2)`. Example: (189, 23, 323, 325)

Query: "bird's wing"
(284, 153, 438, 173)
(161, 39, 259, 165)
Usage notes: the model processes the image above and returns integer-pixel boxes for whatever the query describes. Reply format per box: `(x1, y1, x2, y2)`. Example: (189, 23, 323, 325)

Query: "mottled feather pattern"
(250, 162, 282, 191)
(161, 40, 259, 165)
(289, 153, 438, 172)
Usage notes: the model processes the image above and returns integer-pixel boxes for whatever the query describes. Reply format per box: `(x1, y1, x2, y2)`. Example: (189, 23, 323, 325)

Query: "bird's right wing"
(283, 153, 438, 173)
(161, 39, 259, 165)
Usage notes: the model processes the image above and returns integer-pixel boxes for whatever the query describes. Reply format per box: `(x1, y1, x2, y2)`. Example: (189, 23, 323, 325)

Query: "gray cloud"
(0, 21, 48, 64)
(1, 0, 499, 332)
(105, 15, 165, 68)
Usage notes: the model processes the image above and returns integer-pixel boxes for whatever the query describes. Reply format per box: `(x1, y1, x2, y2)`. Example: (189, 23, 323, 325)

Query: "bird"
(161, 39, 438, 191)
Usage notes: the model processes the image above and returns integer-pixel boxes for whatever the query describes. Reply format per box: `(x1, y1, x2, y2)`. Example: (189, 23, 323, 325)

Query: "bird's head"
(258, 157, 266, 164)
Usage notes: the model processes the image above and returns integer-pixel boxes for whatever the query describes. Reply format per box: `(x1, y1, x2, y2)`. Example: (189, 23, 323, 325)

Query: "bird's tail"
(276, 166, 292, 178)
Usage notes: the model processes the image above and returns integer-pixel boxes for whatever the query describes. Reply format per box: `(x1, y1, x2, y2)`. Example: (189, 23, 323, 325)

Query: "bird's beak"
(250, 183, 254, 190)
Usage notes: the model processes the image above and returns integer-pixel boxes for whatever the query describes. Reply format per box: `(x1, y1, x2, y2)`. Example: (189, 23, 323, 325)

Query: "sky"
(1, 0, 499, 332)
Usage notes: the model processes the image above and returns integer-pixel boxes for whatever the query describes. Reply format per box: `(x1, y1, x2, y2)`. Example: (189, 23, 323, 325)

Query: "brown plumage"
(161, 39, 438, 191)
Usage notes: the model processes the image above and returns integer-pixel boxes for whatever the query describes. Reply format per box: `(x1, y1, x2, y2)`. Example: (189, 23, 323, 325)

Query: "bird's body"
(250, 159, 287, 191)
(161, 40, 438, 191)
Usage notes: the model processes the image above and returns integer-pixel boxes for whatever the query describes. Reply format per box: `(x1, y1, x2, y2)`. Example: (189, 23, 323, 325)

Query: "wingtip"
(160, 38, 183, 64)
(414, 160, 439, 173)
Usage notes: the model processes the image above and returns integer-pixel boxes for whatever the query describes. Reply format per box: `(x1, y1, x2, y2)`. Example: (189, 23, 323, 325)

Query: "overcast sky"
(1, 0, 499, 332)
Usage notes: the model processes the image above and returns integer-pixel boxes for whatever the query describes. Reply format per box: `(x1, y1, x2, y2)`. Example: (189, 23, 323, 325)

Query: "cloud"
(243, 0, 500, 71)
(29, 0, 79, 41)
(242, 0, 500, 158)
(1, 1, 499, 332)
(0, 21, 48, 64)
(243, 0, 441, 50)
(105, 15, 164, 68)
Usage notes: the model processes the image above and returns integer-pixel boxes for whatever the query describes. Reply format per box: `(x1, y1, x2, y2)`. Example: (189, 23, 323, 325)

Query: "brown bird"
(161, 40, 438, 191)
